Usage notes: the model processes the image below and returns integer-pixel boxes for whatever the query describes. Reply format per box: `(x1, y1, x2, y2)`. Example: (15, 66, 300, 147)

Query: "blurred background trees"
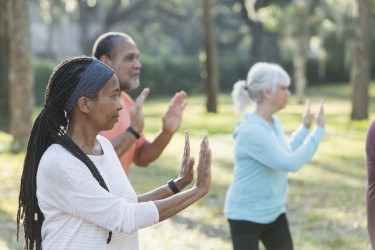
(1, 0, 34, 152)
(351, 0, 373, 120)
(202, 0, 220, 113)
(0, 0, 374, 151)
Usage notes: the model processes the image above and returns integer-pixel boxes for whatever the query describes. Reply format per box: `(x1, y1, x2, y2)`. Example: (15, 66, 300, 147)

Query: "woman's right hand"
(194, 135, 212, 196)
(174, 131, 195, 190)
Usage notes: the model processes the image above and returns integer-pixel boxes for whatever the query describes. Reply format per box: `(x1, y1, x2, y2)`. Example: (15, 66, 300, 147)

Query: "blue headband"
(64, 59, 114, 113)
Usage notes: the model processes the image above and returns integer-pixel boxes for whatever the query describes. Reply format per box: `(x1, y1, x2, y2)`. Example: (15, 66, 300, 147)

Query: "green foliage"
(257, 4, 284, 32)
(218, 55, 250, 92)
(32, 58, 56, 105)
(32, 53, 351, 112)
(323, 32, 350, 83)
(131, 56, 202, 98)
(131, 55, 251, 97)
(251, 0, 358, 85)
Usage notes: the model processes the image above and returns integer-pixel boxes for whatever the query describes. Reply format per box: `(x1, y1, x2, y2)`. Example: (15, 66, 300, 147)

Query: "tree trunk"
(249, 22, 280, 65)
(105, 0, 151, 29)
(0, 0, 10, 131)
(240, 0, 282, 65)
(202, 0, 219, 113)
(9, 0, 34, 152)
(284, 0, 314, 104)
(78, 1, 96, 56)
(350, 0, 372, 120)
(290, 39, 307, 104)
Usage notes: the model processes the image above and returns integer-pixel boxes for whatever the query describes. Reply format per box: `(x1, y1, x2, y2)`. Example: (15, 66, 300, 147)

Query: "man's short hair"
(92, 32, 132, 59)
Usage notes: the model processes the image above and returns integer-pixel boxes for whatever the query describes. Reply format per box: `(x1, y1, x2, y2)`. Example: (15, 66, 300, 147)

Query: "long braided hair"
(17, 56, 112, 250)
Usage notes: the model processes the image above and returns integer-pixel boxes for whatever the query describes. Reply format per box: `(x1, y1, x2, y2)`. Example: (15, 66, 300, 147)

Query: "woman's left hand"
(174, 131, 195, 190)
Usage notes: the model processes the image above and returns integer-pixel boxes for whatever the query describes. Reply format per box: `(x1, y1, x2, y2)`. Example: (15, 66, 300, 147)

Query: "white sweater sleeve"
(37, 144, 159, 234)
(65, 178, 159, 233)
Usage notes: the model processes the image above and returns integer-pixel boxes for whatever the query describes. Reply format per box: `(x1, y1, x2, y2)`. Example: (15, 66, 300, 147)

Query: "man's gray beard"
(123, 79, 140, 91)
(133, 79, 140, 89)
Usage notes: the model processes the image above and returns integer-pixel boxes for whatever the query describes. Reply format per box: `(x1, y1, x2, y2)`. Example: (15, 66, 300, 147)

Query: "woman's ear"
(77, 97, 91, 115)
(261, 89, 272, 100)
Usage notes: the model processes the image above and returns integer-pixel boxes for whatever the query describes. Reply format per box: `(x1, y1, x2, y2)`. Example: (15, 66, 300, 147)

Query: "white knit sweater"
(36, 135, 159, 250)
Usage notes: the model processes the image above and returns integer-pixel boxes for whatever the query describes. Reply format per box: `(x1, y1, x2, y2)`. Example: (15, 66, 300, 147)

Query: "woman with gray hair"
(224, 62, 325, 250)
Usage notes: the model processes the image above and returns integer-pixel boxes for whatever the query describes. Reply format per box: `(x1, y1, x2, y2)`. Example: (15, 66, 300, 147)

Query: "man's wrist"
(161, 128, 174, 137)
(127, 126, 140, 139)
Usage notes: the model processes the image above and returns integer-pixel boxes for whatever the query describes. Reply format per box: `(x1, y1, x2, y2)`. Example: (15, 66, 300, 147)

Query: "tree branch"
(105, 0, 151, 28)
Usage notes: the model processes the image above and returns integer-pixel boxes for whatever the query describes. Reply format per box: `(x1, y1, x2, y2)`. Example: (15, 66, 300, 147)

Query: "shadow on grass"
(310, 157, 366, 181)
(0, 209, 23, 250)
(170, 213, 231, 241)
(287, 175, 368, 249)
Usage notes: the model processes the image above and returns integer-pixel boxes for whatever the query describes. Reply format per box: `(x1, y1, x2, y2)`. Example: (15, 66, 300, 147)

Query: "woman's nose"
(117, 99, 123, 110)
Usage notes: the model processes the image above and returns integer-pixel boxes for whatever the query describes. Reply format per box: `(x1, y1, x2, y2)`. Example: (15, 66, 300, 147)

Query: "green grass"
(1, 83, 375, 249)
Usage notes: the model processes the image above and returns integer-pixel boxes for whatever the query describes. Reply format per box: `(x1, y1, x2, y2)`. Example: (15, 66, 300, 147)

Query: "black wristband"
(167, 179, 180, 194)
(127, 126, 140, 139)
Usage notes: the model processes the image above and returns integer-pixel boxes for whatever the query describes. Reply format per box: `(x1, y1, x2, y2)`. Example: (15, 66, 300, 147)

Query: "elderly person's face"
(87, 75, 123, 131)
(268, 84, 290, 111)
(107, 38, 141, 91)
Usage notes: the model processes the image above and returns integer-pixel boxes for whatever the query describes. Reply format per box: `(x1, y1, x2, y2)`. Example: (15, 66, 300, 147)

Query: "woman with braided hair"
(16, 56, 211, 250)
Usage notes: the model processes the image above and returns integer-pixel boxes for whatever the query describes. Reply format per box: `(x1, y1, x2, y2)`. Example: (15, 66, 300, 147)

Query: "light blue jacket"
(224, 113, 325, 223)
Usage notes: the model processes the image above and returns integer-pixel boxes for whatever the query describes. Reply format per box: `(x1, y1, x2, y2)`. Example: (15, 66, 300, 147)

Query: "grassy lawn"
(1, 83, 374, 249)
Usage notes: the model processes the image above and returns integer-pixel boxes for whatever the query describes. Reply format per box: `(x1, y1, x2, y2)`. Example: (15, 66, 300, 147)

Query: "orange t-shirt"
(100, 92, 145, 175)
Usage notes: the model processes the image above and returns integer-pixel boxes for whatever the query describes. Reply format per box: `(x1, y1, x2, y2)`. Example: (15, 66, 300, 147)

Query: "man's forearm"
(133, 130, 173, 166)
(110, 130, 137, 157)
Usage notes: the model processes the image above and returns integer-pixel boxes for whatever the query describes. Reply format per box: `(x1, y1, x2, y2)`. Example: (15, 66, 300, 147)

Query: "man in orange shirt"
(92, 32, 187, 176)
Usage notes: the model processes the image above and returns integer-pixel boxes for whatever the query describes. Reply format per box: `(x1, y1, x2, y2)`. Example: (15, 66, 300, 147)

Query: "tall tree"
(350, 0, 373, 120)
(238, 0, 290, 65)
(77, 0, 99, 55)
(77, 0, 152, 54)
(41, 0, 65, 59)
(8, 0, 34, 152)
(0, 0, 10, 130)
(283, 0, 317, 103)
(202, 0, 219, 113)
(252, 0, 323, 103)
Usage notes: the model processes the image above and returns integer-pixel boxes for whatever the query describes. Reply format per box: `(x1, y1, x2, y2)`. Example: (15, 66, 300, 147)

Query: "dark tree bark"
(238, 0, 291, 65)
(8, 0, 34, 152)
(248, 21, 280, 65)
(78, 0, 96, 55)
(77, 0, 151, 56)
(350, 0, 372, 120)
(202, 0, 219, 113)
(0, 0, 10, 131)
(286, 0, 314, 103)
(104, 0, 151, 29)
